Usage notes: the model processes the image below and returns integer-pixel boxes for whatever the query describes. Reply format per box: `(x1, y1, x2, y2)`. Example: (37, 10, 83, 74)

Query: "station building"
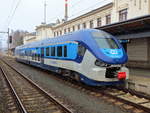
(23, 32, 36, 45)
(24, 0, 150, 69)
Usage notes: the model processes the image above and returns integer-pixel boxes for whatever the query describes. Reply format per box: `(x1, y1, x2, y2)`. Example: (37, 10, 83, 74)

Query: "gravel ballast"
(2, 56, 130, 113)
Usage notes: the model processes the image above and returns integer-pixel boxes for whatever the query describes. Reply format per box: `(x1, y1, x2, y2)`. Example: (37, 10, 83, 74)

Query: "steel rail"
(44, 71, 150, 113)
(0, 66, 28, 113)
(1, 59, 73, 113)
(3, 57, 150, 112)
(97, 88, 150, 112)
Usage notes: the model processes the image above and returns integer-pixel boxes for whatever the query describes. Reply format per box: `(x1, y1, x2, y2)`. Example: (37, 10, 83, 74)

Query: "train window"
(51, 47, 55, 56)
(41, 48, 44, 57)
(38, 54, 40, 61)
(57, 46, 62, 57)
(64, 45, 67, 57)
(78, 44, 86, 56)
(35, 54, 37, 61)
(92, 32, 119, 49)
(46, 47, 49, 56)
(32, 52, 34, 60)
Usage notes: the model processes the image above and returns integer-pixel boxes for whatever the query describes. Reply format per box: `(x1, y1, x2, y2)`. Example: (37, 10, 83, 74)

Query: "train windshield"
(92, 31, 119, 49)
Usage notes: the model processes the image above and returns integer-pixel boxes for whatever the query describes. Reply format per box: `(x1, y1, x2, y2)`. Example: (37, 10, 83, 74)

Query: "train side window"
(34, 54, 35, 60)
(46, 47, 49, 56)
(57, 46, 62, 57)
(41, 48, 44, 57)
(32, 54, 34, 60)
(78, 44, 86, 56)
(38, 54, 40, 61)
(51, 47, 55, 56)
(64, 45, 67, 57)
(35, 54, 37, 61)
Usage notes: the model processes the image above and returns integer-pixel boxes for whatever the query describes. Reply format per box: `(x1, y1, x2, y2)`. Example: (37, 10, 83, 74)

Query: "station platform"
(127, 68, 150, 95)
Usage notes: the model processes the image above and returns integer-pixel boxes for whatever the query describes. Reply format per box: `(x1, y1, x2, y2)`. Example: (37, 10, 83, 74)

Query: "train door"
(41, 47, 44, 64)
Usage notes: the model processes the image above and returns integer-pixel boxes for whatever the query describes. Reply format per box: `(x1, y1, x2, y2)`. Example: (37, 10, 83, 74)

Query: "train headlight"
(95, 60, 108, 67)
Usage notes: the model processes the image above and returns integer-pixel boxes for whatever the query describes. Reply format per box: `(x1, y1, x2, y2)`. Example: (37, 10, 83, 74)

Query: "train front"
(82, 30, 129, 86)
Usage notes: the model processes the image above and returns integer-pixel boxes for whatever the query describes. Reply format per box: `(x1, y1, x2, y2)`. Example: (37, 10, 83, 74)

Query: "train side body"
(15, 29, 129, 86)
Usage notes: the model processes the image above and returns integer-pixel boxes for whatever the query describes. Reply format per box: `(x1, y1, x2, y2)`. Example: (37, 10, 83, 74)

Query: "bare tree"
(10, 30, 28, 55)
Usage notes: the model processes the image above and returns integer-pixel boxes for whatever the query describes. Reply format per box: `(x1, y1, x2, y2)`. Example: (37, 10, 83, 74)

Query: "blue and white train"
(15, 29, 129, 86)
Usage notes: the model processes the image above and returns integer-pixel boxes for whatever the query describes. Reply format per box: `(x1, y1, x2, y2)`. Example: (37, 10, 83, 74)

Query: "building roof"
(53, 3, 113, 29)
(36, 23, 56, 30)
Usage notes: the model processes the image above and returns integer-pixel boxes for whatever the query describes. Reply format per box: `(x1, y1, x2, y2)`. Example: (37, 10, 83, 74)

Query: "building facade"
(36, 23, 54, 40)
(23, 32, 36, 44)
(52, 0, 150, 37)
(24, 0, 150, 42)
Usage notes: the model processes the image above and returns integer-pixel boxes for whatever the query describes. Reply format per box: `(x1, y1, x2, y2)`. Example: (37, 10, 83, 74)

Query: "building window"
(72, 26, 75, 31)
(60, 31, 62, 35)
(78, 24, 80, 30)
(54, 32, 56, 37)
(57, 46, 62, 57)
(64, 29, 66, 34)
(97, 18, 101, 27)
(90, 20, 94, 28)
(57, 31, 59, 36)
(83, 22, 86, 29)
(139, 0, 141, 9)
(106, 14, 111, 25)
(46, 47, 49, 56)
(119, 9, 127, 22)
(51, 47, 55, 56)
(68, 28, 70, 32)
(134, 0, 136, 6)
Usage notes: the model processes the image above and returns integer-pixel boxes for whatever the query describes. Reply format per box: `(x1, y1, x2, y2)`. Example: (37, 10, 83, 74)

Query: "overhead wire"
(7, 0, 22, 27)
(69, 0, 111, 19)
(0, 0, 21, 46)
(1, 0, 16, 31)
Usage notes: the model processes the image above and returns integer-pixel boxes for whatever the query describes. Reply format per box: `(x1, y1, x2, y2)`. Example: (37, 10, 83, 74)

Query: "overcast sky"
(0, 0, 112, 47)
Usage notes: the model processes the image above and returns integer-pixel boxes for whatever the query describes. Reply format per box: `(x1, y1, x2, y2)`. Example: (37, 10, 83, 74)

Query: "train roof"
(16, 29, 128, 64)
(16, 29, 105, 49)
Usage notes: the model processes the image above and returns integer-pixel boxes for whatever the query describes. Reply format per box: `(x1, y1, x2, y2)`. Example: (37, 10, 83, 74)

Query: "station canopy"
(96, 15, 150, 39)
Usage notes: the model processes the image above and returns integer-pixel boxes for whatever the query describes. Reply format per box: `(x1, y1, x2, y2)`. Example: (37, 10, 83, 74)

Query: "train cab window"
(57, 46, 62, 57)
(92, 31, 119, 49)
(51, 47, 55, 56)
(64, 45, 67, 57)
(78, 44, 86, 56)
(46, 47, 49, 56)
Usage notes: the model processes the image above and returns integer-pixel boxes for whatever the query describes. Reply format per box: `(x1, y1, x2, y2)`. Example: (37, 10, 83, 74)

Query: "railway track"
(0, 66, 20, 113)
(63, 79, 150, 113)
(0, 59, 73, 113)
(61, 78, 150, 113)
(2, 56, 150, 113)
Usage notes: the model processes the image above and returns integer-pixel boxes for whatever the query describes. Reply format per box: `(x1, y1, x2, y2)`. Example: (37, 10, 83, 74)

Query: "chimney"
(65, 0, 68, 21)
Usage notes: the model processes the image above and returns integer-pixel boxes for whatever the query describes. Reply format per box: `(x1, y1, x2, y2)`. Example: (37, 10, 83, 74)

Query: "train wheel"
(74, 72, 81, 82)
